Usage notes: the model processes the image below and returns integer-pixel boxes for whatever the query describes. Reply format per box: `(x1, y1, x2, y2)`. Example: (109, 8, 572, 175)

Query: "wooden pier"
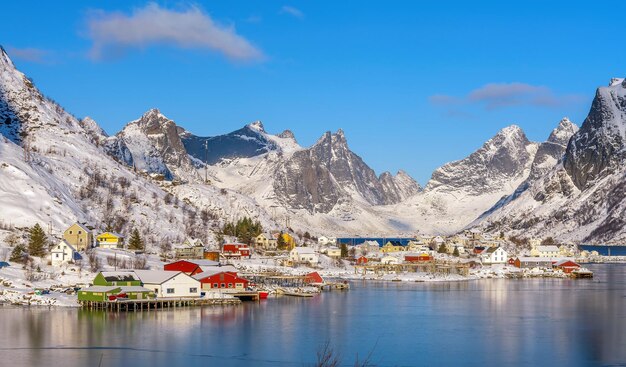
(79, 297, 241, 312)
(354, 261, 470, 277)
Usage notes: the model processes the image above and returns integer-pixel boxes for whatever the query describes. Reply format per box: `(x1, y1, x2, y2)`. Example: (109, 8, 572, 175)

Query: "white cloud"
(280, 6, 304, 19)
(5, 47, 49, 63)
(430, 82, 583, 111)
(85, 3, 263, 61)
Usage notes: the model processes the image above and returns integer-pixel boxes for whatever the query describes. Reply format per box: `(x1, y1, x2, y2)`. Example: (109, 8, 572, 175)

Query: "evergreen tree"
(437, 243, 447, 254)
(10, 244, 28, 263)
(453, 247, 460, 257)
(28, 223, 47, 257)
(277, 232, 287, 250)
(128, 228, 144, 250)
(340, 243, 349, 258)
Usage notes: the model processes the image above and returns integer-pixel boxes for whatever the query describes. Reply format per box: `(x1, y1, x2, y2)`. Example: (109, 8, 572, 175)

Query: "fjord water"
(1, 264, 625, 367)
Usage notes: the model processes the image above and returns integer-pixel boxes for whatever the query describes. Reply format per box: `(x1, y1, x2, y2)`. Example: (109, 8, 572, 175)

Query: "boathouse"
(553, 259, 581, 274)
(193, 269, 250, 290)
(134, 270, 201, 298)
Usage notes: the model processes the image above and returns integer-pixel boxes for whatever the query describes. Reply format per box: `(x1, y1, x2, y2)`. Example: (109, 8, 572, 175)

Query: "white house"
(324, 246, 341, 258)
(531, 245, 560, 258)
(290, 247, 319, 265)
(480, 247, 508, 264)
(50, 240, 80, 266)
(133, 270, 201, 298)
(381, 256, 400, 265)
(317, 236, 337, 246)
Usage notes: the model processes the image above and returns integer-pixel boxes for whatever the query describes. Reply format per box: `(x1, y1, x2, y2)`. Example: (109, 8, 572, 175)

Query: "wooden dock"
(79, 297, 240, 312)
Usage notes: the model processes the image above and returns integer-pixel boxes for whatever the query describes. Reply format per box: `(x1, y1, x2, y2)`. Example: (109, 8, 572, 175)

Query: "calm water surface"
(1, 264, 625, 367)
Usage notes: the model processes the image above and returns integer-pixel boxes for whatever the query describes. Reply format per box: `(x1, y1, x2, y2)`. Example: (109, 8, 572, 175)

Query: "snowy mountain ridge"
(2, 45, 626, 242)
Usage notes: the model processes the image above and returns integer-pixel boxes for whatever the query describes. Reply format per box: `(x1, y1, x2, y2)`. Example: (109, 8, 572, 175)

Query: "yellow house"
(63, 222, 93, 251)
(96, 232, 125, 249)
(279, 233, 296, 250)
(381, 241, 404, 253)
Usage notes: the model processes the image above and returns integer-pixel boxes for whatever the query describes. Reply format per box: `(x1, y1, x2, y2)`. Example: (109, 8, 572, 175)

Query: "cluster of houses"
(78, 259, 251, 302)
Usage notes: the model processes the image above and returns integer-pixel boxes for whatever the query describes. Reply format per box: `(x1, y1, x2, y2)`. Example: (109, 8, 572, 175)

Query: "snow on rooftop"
(133, 270, 181, 284)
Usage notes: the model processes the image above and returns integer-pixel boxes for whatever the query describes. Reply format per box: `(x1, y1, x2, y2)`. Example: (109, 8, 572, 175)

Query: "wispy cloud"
(85, 3, 264, 61)
(280, 5, 304, 19)
(430, 82, 584, 111)
(5, 47, 50, 63)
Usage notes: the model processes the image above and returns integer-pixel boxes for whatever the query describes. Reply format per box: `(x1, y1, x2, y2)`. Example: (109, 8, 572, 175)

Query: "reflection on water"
(1, 264, 625, 367)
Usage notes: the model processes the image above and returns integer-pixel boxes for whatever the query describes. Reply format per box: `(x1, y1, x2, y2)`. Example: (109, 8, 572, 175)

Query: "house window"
(228, 283, 233, 288)
(166, 288, 175, 294)
(69, 231, 73, 234)
(78, 231, 82, 234)
(56, 254, 59, 258)
(213, 283, 218, 288)
(190, 287, 197, 293)
(220, 283, 225, 288)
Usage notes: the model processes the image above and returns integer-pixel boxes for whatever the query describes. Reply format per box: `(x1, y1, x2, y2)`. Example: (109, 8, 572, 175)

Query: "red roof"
(305, 272, 324, 284)
(164, 260, 201, 275)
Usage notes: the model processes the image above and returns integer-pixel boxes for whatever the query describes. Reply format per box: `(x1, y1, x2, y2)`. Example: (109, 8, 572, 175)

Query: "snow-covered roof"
(535, 245, 559, 252)
(192, 268, 239, 280)
(292, 247, 316, 254)
(69, 222, 91, 232)
(133, 270, 181, 284)
(188, 259, 220, 267)
(516, 257, 554, 262)
(554, 259, 578, 266)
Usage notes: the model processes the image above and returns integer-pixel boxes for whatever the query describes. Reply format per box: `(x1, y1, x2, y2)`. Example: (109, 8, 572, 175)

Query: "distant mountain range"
(1, 45, 624, 243)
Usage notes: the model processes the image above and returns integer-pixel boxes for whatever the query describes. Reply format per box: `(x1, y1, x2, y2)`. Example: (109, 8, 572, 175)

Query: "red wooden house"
(193, 270, 249, 290)
(553, 259, 581, 274)
(355, 256, 368, 265)
(222, 243, 251, 258)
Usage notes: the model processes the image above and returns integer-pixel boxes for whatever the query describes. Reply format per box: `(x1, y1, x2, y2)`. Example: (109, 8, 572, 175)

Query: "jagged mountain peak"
(564, 77, 626, 189)
(247, 120, 265, 133)
(0, 45, 15, 69)
(609, 77, 626, 87)
(278, 129, 296, 140)
(547, 117, 578, 146)
(426, 124, 535, 195)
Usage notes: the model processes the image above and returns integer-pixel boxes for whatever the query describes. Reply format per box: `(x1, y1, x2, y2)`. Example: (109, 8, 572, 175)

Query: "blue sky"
(2, 1, 625, 184)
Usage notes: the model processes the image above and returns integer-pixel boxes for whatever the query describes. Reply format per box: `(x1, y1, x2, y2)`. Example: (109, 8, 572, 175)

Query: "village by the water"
(0, 220, 615, 308)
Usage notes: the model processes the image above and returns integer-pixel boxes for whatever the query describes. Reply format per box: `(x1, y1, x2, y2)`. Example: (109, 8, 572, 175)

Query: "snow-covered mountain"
(106, 109, 199, 182)
(0, 46, 278, 246)
(273, 129, 421, 213)
(3, 44, 626, 242)
(475, 78, 626, 243)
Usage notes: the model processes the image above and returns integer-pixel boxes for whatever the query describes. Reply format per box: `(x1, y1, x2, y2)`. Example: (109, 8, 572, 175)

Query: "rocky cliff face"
(425, 125, 537, 196)
(564, 78, 626, 189)
(475, 79, 626, 243)
(273, 130, 420, 213)
(108, 109, 198, 181)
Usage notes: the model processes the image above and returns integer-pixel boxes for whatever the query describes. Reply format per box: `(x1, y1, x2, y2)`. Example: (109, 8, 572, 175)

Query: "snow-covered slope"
(0, 46, 249, 246)
(475, 78, 626, 243)
(376, 125, 538, 234)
